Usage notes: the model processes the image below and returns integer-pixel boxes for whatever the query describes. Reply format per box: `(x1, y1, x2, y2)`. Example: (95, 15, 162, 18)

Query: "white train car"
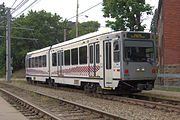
(25, 31, 157, 92)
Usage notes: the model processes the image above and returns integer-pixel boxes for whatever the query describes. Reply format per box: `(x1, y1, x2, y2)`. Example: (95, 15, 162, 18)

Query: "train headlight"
(141, 68, 145, 72)
(136, 68, 140, 71)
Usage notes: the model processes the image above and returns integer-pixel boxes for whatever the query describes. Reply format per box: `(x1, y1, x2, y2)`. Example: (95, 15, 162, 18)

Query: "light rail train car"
(25, 31, 157, 93)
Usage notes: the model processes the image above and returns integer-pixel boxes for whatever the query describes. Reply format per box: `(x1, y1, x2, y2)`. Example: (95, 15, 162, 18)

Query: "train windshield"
(124, 40, 154, 62)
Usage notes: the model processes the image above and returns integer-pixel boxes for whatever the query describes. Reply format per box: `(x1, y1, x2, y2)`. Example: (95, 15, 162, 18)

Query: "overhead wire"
(11, 0, 18, 8)
(14, 0, 39, 18)
(11, 0, 29, 14)
(68, 1, 102, 20)
(11, 0, 26, 13)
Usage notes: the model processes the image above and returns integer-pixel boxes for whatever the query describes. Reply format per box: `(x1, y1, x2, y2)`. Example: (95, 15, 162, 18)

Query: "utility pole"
(64, 29, 66, 41)
(76, 0, 79, 37)
(6, 8, 11, 82)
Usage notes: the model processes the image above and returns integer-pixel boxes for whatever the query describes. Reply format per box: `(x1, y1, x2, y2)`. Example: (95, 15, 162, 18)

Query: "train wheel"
(48, 79, 55, 86)
(95, 85, 103, 94)
(83, 83, 100, 93)
(84, 83, 89, 93)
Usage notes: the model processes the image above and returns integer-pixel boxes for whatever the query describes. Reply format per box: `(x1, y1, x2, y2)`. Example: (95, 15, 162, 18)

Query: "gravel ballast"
(5, 81, 180, 120)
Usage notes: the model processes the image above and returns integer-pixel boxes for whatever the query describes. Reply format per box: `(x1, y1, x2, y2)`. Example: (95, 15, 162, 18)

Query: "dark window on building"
(43, 55, 46, 67)
(64, 50, 70, 65)
(89, 46, 93, 64)
(52, 53, 57, 66)
(106, 42, 111, 69)
(113, 40, 120, 62)
(79, 46, 87, 64)
(96, 44, 100, 63)
(71, 48, 78, 65)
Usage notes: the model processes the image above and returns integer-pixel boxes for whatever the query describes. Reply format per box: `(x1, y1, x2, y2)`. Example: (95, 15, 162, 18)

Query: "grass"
(153, 86, 180, 92)
(11, 69, 25, 78)
(11, 80, 27, 83)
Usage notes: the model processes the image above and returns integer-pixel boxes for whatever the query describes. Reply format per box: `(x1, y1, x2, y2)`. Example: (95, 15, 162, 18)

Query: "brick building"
(157, 0, 180, 75)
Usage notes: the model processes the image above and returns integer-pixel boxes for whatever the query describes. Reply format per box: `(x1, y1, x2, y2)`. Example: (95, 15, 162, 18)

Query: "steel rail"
(33, 90, 124, 120)
(0, 88, 61, 120)
(0, 82, 125, 120)
(101, 94, 180, 113)
(30, 81, 180, 112)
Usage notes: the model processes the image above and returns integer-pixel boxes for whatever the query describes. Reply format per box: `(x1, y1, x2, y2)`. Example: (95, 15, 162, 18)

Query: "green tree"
(102, 0, 152, 31)
(68, 21, 100, 39)
(0, 7, 101, 75)
(0, 3, 6, 77)
(11, 10, 66, 70)
(150, 9, 158, 59)
(150, 9, 158, 35)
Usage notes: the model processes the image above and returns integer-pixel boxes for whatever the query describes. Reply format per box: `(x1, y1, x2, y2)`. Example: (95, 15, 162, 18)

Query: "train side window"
(58, 53, 60, 66)
(96, 44, 100, 63)
(113, 40, 120, 62)
(35, 57, 38, 68)
(52, 53, 57, 66)
(79, 46, 87, 64)
(39, 56, 42, 67)
(89, 46, 93, 64)
(64, 50, 70, 65)
(29, 58, 31, 68)
(43, 55, 46, 67)
(31, 58, 34, 68)
(58, 52, 64, 66)
(61, 52, 63, 66)
(71, 48, 78, 65)
(106, 42, 111, 69)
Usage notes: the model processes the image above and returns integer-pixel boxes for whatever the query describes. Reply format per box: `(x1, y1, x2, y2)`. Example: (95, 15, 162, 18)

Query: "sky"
(1, 0, 159, 31)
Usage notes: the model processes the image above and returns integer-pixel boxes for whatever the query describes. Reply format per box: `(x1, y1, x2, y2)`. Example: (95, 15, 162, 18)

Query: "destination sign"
(127, 33, 150, 39)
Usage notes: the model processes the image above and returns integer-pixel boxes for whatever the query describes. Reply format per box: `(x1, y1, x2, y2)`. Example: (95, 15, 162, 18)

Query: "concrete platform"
(0, 96, 28, 120)
(142, 90, 180, 99)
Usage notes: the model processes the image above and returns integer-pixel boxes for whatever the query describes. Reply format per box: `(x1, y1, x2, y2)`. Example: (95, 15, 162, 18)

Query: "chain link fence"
(155, 74, 180, 90)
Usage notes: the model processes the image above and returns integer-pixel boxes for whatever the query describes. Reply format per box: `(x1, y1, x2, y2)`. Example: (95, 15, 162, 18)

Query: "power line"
(12, 26, 34, 31)
(11, 0, 26, 13)
(14, 0, 39, 18)
(68, 2, 102, 20)
(11, 36, 38, 40)
(11, 0, 18, 8)
(0, 25, 34, 31)
(11, 0, 29, 15)
(0, 35, 38, 40)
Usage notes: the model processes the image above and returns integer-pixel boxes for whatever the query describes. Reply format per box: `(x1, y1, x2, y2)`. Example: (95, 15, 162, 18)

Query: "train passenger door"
(103, 40, 113, 88)
(88, 43, 100, 77)
(57, 51, 63, 76)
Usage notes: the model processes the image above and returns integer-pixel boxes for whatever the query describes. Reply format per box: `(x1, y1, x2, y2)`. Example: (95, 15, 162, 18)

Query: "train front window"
(124, 40, 154, 62)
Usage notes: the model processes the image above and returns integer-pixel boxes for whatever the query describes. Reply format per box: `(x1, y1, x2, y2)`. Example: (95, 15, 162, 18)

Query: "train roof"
(27, 30, 113, 56)
(51, 30, 114, 49)
(26, 46, 51, 55)
(26, 30, 152, 56)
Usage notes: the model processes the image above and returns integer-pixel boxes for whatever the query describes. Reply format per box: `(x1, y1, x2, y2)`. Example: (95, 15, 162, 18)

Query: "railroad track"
(24, 81, 180, 113)
(97, 94, 180, 113)
(0, 88, 61, 120)
(25, 81, 180, 112)
(0, 82, 124, 120)
(127, 93, 180, 106)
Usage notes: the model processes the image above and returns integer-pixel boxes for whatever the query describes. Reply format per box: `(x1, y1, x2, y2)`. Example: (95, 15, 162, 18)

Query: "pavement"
(0, 96, 28, 120)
